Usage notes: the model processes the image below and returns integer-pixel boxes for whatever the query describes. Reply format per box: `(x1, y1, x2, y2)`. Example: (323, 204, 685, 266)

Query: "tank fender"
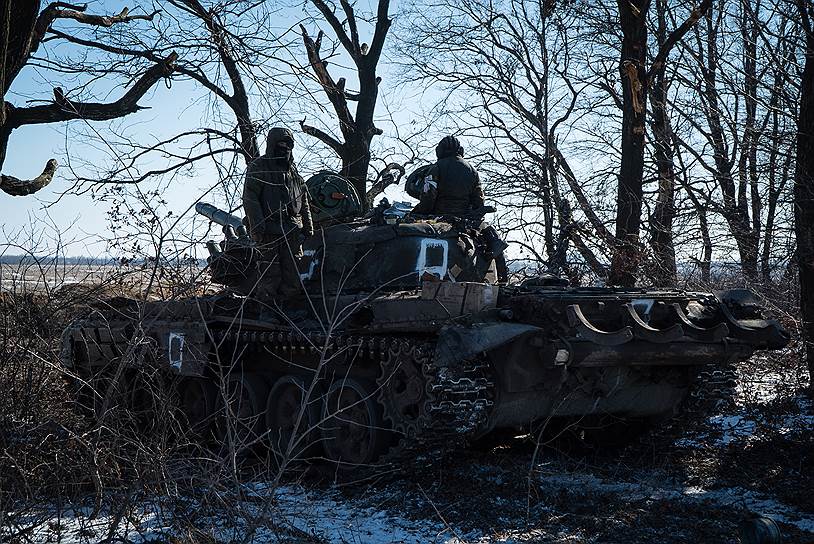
(434, 322, 541, 367)
(715, 289, 790, 349)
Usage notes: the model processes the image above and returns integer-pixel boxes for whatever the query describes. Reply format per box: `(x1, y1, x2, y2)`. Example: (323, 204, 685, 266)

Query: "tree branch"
(47, 28, 234, 107)
(648, 0, 711, 79)
(8, 52, 177, 128)
(366, 0, 392, 63)
(300, 25, 355, 135)
(338, 0, 361, 55)
(178, 0, 258, 158)
(309, 0, 359, 62)
(300, 119, 345, 156)
(365, 162, 404, 207)
(32, 3, 158, 61)
(44, 4, 158, 28)
(0, 159, 57, 196)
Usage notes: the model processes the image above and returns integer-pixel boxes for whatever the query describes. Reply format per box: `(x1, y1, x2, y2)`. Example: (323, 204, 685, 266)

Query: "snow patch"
(536, 471, 814, 533)
(4, 485, 460, 544)
(708, 414, 757, 445)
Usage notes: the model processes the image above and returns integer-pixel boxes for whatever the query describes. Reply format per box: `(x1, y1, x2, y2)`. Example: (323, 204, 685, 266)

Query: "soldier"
(243, 127, 314, 295)
(412, 135, 485, 216)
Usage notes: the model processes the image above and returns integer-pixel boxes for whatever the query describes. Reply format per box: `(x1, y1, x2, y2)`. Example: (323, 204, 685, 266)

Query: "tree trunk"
(340, 135, 372, 204)
(610, 0, 651, 287)
(676, 143, 711, 284)
(1, 1, 39, 169)
(795, 6, 814, 387)
(648, 0, 677, 286)
(762, 116, 790, 284)
(698, 206, 713, 284)
(738, 0, 761, 282)
(344, 60, 380, 204)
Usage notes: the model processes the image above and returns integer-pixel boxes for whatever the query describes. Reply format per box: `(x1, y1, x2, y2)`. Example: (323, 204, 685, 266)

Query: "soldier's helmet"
(266, 127, 295, 155)
(436, 135, 464, 159)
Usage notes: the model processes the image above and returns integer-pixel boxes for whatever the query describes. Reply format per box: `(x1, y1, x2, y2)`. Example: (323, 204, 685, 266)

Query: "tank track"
(634, 362, 740, 450)
(686, 362, 739, 414)
(214, 328, 496, 468)
(376, 340, 495, 469)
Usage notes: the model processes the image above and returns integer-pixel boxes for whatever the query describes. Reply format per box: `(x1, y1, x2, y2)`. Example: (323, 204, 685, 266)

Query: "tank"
(60, 176, 790, 470)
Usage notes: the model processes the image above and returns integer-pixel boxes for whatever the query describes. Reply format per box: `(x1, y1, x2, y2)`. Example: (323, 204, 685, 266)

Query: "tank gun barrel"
(195, 202, 247, 237)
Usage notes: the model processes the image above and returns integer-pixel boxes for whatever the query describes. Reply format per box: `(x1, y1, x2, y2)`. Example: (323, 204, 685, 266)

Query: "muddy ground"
(329, 354, 813, 543)
(8, 351, 812, 544)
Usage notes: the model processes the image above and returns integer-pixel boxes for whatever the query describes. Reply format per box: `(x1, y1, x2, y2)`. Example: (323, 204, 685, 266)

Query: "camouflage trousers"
(256, 232, 302, 296)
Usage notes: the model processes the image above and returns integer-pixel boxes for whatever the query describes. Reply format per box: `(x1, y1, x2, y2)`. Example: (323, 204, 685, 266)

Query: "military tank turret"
(61, 174, 789, 470)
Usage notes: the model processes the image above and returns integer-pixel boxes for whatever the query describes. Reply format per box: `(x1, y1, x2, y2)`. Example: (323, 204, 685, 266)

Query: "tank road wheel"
(377, 342, 427, 438)
(180, 378, 218, 437)
(321, 379, 387, 469)
(221, 372, 270, 453)
(125, 370, 157, 429)
(266, 375, 322, 466)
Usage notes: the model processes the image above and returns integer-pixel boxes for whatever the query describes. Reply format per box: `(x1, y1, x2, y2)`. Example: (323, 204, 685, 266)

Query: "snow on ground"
(263, 484, 450, 543)
(11, 465, 813, 544)
(675, 393, 812, 448)
(707, 413, 759, 445)
(7, 485, 462, 544)
(5, 354, 811, 543)
(735, 350, 809, 406)
(701, 398, 814, 446)
(534, 470, 814, 533)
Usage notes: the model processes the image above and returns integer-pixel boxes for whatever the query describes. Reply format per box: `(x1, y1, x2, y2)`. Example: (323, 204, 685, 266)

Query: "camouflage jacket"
(243, 128, 313, 239)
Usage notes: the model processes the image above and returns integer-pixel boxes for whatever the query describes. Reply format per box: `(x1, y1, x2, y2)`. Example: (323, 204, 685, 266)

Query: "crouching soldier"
(243, 127, 313, 295)
(412, 135, 485, 216)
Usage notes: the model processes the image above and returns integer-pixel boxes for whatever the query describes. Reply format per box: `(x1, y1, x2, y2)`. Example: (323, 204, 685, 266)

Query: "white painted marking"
(168, 332, 184, 371)
(300, 249, 319, 281)
(416, 238, 448, 279)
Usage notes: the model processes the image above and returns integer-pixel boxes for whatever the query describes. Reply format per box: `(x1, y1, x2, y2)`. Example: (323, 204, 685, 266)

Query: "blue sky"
(0, 0, 421, 258)
(1, 74, 212, 256)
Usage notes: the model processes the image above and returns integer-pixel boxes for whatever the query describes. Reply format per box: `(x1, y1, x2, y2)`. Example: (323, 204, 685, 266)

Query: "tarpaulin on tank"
(320, 220, 457, 245)
(394, 222, 457, 238)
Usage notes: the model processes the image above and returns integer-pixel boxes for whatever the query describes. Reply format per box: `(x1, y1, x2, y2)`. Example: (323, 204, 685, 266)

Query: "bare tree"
(52, 0, 288, 185)
(609, 0, 710, 286)
(0, 1, 174, 197)
(663, 0, 800, 284)
(795, 0, 814, 384)
(398, 0, 615, 279)
(299, 0, 393, 208)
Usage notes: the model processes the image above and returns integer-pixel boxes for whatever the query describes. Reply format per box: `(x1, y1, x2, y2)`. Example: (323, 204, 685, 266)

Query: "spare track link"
(213, 328, 496, 468)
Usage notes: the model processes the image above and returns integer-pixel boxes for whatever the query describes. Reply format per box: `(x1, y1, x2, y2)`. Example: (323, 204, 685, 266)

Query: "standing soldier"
(243, 127, 314, 295)
(412, 135, 485, 216)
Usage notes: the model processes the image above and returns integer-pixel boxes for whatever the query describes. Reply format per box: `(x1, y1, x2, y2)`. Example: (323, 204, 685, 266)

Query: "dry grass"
(0, 261, 811, 543)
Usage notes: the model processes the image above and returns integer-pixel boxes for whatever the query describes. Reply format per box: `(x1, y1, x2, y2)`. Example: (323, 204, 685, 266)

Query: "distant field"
(0, 263, 207, 294)
(0, 263, 186, 293)
(0, 263, 118, 293)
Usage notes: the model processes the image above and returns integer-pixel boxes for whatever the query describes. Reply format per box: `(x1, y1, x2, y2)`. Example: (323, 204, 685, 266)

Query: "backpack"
(405, 164, 433, 199)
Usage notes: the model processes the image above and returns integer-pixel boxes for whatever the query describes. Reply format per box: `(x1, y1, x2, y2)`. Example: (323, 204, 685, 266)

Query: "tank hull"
(61, 210, 789, 468)
(61, 281, 787, 469)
